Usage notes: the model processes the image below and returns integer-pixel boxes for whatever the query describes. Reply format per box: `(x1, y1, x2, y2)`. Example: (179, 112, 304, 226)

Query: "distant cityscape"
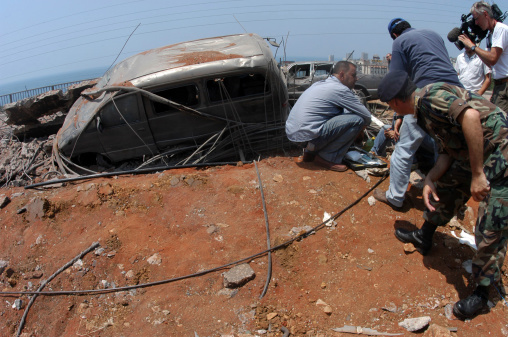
(283, 52, 460, 77)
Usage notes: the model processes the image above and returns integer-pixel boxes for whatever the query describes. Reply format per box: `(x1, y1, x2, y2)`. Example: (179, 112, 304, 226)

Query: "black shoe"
(394, 228, 432, 255)
(453, 293, 488, 319)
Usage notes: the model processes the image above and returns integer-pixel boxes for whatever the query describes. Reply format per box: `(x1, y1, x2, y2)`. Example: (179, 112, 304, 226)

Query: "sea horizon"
(0, 66, 109, 96)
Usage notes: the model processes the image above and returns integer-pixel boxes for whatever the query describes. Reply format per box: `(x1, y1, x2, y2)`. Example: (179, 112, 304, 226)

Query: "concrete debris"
(316, 299, 333, 315)
(403, 243, 417, 253)
(0, 195, 10, 208)
(13, 299, 24, 310)
(147, 253, 162, 265)
(353, 169, 370, 182)
(290, 225, 314, 236)
(409, 169, 426, 189)
(382, 302, 398, 313)
(25, 197, 49, 222)
(0, 136, 55, 187)
(421, 324, 454, 337)
(223, 263, 255, 288)
(0, 260, 8, 275)
(444, 304, 454, 320)
(367, 195, 376, 206)
(2, 80, 96, 127)
(398, 316, 431, 332)
(217, 288, 238, 298)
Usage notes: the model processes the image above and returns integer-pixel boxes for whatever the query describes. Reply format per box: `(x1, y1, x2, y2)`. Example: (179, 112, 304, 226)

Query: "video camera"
(447, 3, 507, 50)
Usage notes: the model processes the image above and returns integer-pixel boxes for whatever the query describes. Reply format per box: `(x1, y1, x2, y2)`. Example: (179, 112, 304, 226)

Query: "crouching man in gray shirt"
(285, 61, 371, 172)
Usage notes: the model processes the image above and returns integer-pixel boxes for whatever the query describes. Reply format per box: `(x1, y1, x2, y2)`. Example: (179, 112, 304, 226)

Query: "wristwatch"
(471, 45, 476, 52)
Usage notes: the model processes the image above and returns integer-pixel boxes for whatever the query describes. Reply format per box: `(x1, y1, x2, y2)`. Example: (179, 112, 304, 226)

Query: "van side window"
(152, 85, 199, 114)
(289, 64, 311, 78)
(207, 74, 269, 102)
(99, 94, 140, 128)
(315, 64, 333, 76)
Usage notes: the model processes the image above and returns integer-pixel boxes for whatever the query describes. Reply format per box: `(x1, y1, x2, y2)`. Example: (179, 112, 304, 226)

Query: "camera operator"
(459, 1, 508, 111)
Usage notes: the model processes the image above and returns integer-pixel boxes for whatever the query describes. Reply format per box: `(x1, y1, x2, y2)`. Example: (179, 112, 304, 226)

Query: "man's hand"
(471, 173, 491, 201)
(394, 118, 403, 141)
(423, 175, 439, 211)
(458, 34, 475, 49)
(384, 127, 398, 141)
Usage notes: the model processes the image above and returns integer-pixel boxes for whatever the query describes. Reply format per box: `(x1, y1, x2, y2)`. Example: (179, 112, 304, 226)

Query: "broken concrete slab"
(398, 316, 431, 332)
(223, 263, 255, 288)
(3, 80, 96, 126)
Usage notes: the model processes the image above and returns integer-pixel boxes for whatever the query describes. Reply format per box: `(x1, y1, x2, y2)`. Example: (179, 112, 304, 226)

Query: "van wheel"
(353, 89, 367, 107)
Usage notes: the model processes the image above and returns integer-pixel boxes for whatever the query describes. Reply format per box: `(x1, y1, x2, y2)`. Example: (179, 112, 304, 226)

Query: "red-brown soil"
(0, 156, 506, 336)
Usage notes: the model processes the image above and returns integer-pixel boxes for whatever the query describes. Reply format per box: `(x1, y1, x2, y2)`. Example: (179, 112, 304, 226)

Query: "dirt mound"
(0, 157, 506, 336)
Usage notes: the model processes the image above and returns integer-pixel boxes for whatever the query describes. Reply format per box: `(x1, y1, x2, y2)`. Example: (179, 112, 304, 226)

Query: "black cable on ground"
(24, 161, 246, 189)
(2, 173, 387, 298)
(15, 242, 100, 337)
(254, 161, 272, 299)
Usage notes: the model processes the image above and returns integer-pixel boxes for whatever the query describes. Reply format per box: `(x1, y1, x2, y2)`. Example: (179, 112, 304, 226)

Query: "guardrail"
(0, 79, 96, 107)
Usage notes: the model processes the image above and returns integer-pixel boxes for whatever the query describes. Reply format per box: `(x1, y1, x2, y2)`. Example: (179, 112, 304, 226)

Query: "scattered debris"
(403, 243, 417, 254)
(398, 316, 431, 332)
(331, 325, 402, 335)
(382, 302, 398, 313)
(13, 299, 24, 310)
(409, 169, 425, 189)
(444, 304, 454, 320)
(147, 253, 162, 265)
(0, 260, 8, 275)
(367, 195, 376, 206)
(451, 230, 477, 250)
(421, 324, 454, 336)
(316, 299, 333, 315)
(0, 195, 10, 208)
(353, 169, 370, 182)
(323, 211, 336, 227)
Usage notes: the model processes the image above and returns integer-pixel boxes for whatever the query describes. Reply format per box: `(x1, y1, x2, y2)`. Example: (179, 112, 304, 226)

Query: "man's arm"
(456, 108, 491, 201)
(477, 72, 491, 96)
(458, 34, 503, 67)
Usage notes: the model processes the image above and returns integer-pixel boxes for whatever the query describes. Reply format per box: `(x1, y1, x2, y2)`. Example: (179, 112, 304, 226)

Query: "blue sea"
(0, 66, 108, 96)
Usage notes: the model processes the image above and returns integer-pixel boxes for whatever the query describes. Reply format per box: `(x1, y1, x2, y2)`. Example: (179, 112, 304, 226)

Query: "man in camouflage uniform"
(377, 70, 508, 319)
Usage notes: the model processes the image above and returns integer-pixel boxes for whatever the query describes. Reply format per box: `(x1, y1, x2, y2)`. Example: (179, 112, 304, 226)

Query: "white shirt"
(487, 21, 508, 80)
(454, 51, 491, 92)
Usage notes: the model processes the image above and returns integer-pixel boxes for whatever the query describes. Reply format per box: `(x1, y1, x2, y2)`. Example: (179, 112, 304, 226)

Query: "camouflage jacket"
(414, 83, 508, 181)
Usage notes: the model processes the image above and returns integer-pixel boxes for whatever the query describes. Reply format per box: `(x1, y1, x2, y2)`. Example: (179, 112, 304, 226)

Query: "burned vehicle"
(284, 61, 384, 105)
(56, 33, 289, 169)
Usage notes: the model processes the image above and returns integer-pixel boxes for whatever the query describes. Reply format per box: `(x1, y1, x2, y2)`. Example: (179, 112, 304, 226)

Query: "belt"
(494, 77, 508, 85)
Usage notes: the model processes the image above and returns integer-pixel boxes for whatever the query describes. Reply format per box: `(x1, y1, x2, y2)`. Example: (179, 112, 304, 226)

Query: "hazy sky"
(0, 0, 495, 86)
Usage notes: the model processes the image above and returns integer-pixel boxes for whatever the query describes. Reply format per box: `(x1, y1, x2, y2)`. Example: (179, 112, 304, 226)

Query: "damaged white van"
(56, 33, 289, 167)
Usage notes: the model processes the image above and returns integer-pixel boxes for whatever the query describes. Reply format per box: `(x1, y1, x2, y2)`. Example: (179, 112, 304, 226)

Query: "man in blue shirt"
(286, 61, 371, 172)
(373, 18, 463, 208)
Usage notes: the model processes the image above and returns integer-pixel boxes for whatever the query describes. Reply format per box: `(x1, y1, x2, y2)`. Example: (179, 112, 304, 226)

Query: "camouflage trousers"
(424, 160, 508, 286)
(491, 81, 508, 114)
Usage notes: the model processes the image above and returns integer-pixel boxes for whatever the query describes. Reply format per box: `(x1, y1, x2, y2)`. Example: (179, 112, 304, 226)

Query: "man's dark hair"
(332, 61, 355, 75)
(391, 21, 411, 38)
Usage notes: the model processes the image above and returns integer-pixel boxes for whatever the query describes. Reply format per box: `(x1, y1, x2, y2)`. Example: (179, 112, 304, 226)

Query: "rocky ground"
(0, 155, 507, 337)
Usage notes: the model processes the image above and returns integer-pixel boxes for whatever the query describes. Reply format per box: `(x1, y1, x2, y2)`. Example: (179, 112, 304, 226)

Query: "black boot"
(394, 222, 437, 255)
(453, 286, 489, 319)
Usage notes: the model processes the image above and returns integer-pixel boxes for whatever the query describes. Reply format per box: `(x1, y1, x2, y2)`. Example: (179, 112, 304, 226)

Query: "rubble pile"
(0, 79, 98, 186)
(0, 135, 56, 187)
